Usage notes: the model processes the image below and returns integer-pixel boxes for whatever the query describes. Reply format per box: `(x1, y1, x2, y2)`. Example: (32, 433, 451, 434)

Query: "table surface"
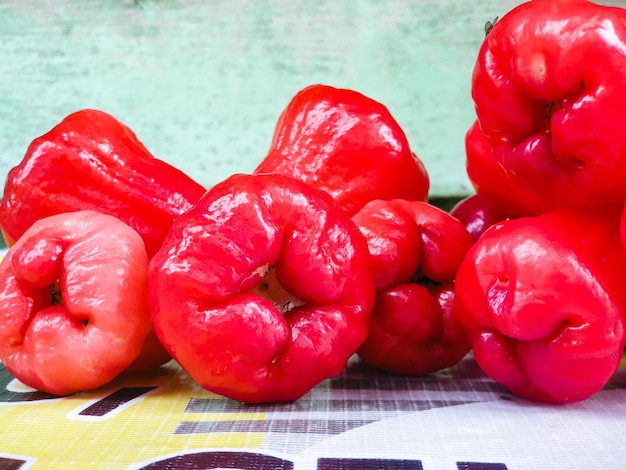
(1, 353, 626, 469)
(0, 0, 535, 198)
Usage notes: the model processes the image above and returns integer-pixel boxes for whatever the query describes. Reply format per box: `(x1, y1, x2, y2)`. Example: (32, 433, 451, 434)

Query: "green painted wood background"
(0, 0, 623, 199)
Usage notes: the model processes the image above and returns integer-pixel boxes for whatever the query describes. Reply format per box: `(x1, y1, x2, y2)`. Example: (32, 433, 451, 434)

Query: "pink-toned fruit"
(0, 210, 151, 395)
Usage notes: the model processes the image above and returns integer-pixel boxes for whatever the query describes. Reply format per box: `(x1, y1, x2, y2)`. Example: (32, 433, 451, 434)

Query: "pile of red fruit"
(1, 0, 626, 405)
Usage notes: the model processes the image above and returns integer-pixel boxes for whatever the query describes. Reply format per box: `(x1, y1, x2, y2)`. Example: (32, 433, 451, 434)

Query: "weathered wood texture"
(0, 0, 622, 197)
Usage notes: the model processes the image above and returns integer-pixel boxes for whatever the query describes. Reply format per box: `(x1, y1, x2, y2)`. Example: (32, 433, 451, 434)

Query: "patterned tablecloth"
(0, 352, 625, 470)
